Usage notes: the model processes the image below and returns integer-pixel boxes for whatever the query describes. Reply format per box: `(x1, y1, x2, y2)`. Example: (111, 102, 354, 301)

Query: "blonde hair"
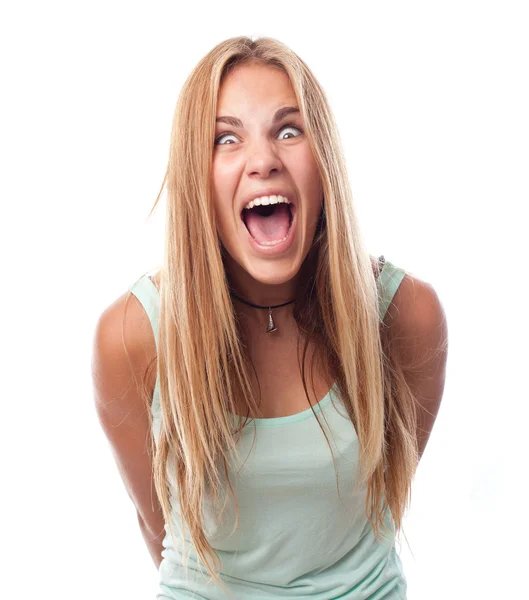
(127, 36, 421, 590)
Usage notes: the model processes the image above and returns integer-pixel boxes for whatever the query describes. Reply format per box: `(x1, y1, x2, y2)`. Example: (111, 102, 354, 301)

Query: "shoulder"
(91, 288, 158, 421)
(383, 267, 449, 460)
(384, 268, 448, 341)
(93, 290, 157, 368)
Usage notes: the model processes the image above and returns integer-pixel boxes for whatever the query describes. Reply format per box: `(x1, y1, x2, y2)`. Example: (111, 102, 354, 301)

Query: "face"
(212, 62, 323, 303)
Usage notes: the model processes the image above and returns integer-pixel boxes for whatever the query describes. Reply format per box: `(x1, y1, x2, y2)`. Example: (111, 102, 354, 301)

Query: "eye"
(214, 123, 304, 146)
(278, 123, 304, 140)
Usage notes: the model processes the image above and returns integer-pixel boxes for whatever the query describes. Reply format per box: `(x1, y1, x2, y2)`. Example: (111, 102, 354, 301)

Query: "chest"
(237, 331, 335, 419)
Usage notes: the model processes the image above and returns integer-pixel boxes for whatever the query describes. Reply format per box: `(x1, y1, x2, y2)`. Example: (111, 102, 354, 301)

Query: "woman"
(92, 36, 448, 599)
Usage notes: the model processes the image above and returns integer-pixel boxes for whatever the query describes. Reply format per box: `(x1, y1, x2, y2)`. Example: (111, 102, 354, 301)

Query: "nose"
(245, 138, 284, 179)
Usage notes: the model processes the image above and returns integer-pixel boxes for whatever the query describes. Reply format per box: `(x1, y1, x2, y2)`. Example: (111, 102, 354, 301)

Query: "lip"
(239, 187, 296, 216)
(242, 203, 297, 256)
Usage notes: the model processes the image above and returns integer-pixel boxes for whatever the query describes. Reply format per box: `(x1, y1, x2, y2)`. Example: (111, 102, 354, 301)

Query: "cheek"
(212, 158, 240, 217)
(211, 165, 223, 208)
(211, 168, 231, 229)
(294, 150, 322, 210)
(212, 200, 231, 237)
(293, 145, 320, 184)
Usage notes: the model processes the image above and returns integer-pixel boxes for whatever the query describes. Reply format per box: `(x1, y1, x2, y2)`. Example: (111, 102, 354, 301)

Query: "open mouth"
(241, 203, 294, 245)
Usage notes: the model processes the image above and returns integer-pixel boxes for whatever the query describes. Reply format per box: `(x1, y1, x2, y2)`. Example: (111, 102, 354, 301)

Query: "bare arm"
(91, 292, 166, 569)
(386, 272, 449, 462)
(138, 514, 164, 569)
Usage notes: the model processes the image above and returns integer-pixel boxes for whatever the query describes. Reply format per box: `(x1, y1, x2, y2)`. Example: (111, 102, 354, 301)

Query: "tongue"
(244, 203, 291, 244)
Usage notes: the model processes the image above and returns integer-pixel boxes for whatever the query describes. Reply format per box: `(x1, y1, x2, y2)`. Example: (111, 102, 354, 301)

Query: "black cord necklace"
(229, 290, 295, 334)
(229, 255, 385, 333)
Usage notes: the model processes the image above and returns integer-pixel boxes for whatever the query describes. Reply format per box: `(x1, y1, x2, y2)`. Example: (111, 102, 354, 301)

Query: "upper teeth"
(243, 195, 291, 210)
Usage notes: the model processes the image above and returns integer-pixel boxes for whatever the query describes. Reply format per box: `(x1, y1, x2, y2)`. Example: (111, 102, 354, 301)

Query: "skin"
(212, 62, 323, 332)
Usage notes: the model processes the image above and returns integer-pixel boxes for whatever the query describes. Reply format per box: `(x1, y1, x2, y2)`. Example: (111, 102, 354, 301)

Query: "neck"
(230, 289, 295, 309)
(230, 288, 296, 329)
(224, 257, 297, 308)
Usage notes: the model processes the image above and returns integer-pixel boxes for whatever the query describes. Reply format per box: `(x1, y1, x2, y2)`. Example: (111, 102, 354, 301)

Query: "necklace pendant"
(265, 307, 277, 333)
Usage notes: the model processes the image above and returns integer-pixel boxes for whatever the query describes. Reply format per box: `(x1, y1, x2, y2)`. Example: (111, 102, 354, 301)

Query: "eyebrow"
(215, 106, 300, 128)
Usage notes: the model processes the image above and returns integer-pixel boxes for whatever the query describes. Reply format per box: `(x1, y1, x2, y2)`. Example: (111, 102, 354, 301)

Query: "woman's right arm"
(91, 292, 165, 569)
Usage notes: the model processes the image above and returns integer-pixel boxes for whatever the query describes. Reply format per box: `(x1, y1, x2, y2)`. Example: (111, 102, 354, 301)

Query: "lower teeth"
(257, 234, 289, 246)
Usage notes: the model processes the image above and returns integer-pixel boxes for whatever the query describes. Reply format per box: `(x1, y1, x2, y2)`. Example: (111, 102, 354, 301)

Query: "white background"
(1, 1, 527, 598)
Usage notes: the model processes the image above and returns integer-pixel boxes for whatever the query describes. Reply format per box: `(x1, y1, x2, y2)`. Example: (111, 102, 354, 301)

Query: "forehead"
(216, 63, 297, 113)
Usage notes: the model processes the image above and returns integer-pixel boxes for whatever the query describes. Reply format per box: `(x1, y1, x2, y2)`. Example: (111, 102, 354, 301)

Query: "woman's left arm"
(386, 274, 449, 462)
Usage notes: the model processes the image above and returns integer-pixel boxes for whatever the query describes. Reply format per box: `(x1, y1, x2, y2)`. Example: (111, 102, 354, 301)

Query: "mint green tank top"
(129, 257, 408, 599)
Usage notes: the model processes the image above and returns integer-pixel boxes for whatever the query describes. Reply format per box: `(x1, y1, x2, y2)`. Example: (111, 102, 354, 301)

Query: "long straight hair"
(127, 36, 421, 589)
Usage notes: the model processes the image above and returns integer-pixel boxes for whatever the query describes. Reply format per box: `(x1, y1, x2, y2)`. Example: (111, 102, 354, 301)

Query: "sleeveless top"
(128, 257, 408, 599)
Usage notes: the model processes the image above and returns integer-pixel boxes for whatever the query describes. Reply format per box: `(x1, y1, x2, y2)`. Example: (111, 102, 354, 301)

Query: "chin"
(243, 260, 301, 286)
